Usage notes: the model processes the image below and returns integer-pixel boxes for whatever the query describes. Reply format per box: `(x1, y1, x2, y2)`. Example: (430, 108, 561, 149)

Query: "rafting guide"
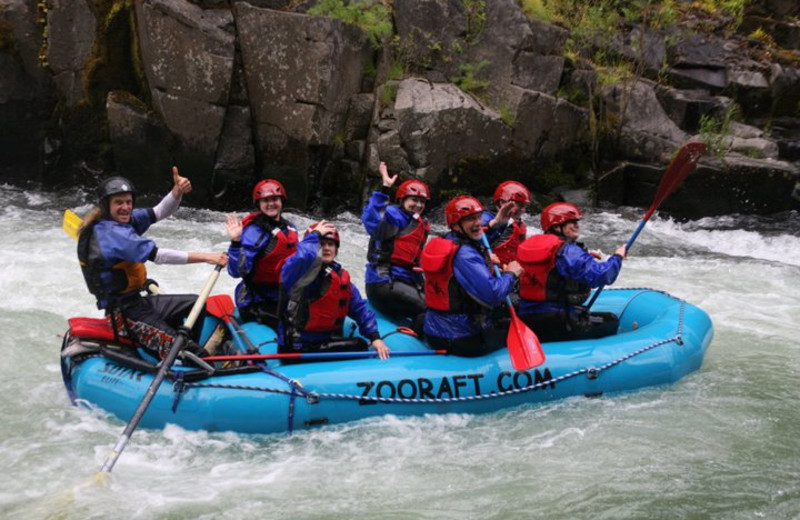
(76, 167, 227, 361)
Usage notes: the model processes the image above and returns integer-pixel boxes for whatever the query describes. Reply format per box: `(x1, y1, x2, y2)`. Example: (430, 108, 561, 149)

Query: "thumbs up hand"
(171, 166, 192, 197)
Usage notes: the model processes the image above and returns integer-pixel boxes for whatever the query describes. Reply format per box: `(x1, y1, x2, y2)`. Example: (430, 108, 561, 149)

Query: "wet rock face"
(134, 0, 235, 200)
(1, 0, 799, 216)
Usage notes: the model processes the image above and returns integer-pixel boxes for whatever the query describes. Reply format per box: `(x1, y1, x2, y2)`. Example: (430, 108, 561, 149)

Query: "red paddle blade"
(644, 140, 706, 220)
(206, 294, 236, 322)
(506, 306, 545, 370)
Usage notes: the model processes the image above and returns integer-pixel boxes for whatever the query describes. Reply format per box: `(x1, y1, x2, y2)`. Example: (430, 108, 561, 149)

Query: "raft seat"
(68, 317, 134, 345)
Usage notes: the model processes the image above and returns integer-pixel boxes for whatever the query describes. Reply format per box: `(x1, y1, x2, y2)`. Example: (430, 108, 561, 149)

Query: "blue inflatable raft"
(60, 288, 713, 435)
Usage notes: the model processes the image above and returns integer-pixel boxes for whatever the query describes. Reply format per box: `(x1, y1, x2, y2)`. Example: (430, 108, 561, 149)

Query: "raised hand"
(313, 220, 338, 240)
(226, 214, 243, 241)
(171, 166, 192, 197)
(379, 161, 398, 188)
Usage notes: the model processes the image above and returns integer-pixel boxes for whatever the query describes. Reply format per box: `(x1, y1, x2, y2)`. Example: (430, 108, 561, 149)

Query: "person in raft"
(77, 168, 228, 359)
(361, 161, 430, 324)
(482, 181, 532, 267)
(225, 179, 298, 329)
(515, 202, 627, 342)
(277, 220, 390, 360)
(420, 195, 524, 357)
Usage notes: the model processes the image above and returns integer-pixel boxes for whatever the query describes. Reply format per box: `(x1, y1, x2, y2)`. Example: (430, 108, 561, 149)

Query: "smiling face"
(258, 196, 283, 219)
(455, 212, 484, 242)
(108, 193, 134, 224)
(561, 220, 580, 241)
(402, 196, 426, 215)
(320, 238, 338, 263)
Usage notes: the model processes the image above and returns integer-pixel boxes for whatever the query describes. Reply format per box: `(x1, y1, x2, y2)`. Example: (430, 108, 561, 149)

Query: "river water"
(1, 183, 798, 519)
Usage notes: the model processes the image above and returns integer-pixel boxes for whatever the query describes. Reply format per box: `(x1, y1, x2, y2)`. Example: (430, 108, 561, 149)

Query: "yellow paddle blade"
(62, 209, 83, 241)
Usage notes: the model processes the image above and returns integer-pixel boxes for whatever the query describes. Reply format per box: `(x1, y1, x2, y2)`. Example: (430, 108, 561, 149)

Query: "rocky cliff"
(1, 0, 799, 218)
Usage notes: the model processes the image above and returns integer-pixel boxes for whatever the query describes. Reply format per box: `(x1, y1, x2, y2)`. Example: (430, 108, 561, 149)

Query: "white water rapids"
(1, 184, 798, 519)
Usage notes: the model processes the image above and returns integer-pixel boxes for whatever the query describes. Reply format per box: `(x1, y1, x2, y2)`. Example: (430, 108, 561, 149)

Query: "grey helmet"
(98, 176, 136, 214)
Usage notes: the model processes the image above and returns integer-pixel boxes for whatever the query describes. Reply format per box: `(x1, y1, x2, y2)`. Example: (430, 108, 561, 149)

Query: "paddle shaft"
(479, 234, 545, 370)
(203, 350, 447, 362)
(99, 264, 223, 474)
(478, 235, 515, 306)
(585, 141, 706, 310)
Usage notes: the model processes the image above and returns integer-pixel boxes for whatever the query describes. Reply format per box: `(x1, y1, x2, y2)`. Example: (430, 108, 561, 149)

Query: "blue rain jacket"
(423, 232, 517, 340)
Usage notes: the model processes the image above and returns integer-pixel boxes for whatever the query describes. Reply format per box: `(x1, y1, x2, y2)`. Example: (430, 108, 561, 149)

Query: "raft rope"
(181, 290, 687, 432)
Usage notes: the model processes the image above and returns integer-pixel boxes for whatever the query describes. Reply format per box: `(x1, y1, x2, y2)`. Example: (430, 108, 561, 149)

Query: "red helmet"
(305, 221, 340, 247)
(445, 195, 484, 227)
(395, 180, 430, 202)
(540, 202, 583, 231)
(493, 181, 531, 205)
(252, 179, 287, 203)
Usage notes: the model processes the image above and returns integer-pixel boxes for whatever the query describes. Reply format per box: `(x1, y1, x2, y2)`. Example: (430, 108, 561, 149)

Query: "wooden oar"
(585, 140, 706, 310)
(98, 264, 224, 474)
(480, 234, 545, 370)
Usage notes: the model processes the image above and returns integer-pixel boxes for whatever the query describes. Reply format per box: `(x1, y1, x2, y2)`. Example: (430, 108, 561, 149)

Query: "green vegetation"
(308, 0, 393, 49)
(450, 60, 490, 94)
(748, 27, 776, 49)
(499, 105, 516, 126)
(387, 57, 405, 81)
(698, 103, 740, 157)
(462, 0, 487, 43)
(380, 82, 398, 108)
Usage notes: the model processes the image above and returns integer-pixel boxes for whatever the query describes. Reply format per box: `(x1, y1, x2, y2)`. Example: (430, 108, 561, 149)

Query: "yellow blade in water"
(62, 209, 83, 241)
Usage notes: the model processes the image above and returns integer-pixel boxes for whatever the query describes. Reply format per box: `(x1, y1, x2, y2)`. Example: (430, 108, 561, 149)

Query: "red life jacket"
(421, 237, 473, 313)
(518, 234, 591, 304)
(491, 219, 526, 266)
(288, 266, 352, 333)
(241, 212, 298, 285)
(390, 216, 430, 269)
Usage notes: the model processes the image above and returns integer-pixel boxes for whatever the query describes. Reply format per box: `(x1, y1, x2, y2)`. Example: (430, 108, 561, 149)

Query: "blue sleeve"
(481, 210, 506, 245)
(98, 221, 156, 263)
(557, 242, 623, 288)
(280, 232, 321, 289)
(226, 241, 242, 278)
(228, 224, 265, 280)
(361, 191, 391, 235)
(452, 245, 515, 308)
(130, 208, 155, 236)
(348, 284, 379, 340)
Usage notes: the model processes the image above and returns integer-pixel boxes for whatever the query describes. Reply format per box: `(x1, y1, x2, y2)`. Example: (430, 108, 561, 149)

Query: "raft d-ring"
(306, 393, 320, 405)
(676, 336, 684, 346)
(586, 368, 599, 380)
